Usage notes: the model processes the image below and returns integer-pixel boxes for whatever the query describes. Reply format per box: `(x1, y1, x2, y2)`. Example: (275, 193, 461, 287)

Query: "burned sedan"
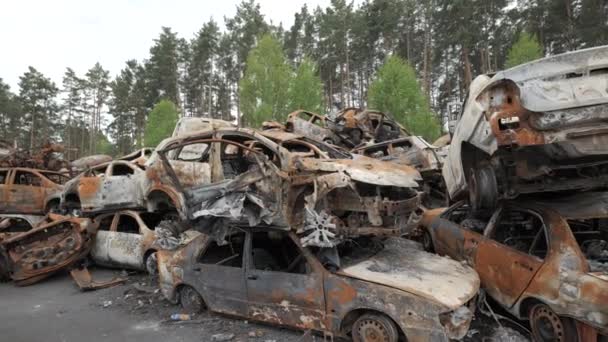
(148, 128, 423, 247)
(157, 229, 479, 341)
(0, 167, 67, 215)
(444, 46, 608, 210)
(0, 214, 96, 285)
(91, 210, 199, 274)
(417, 196, 608, 342)
(60, 161, 146, 215)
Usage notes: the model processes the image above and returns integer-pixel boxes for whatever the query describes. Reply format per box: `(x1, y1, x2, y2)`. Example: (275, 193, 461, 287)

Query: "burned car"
(148, 128, 422, 247)
(333, 108, 408, 146)
(91, 210, 199, 274)
(0, 168, 68, 215)
(171, 117, 235, 138)
(0, 214, 96, 285)
(157, 229, 479, 341)
(0, 215, 47, 242)
(352, 137, 445, 204)
(417, 195, 608, 341)
(444, 46, 608, 210)
(60, 161, 146, 215)
(283, 110, 342, 145)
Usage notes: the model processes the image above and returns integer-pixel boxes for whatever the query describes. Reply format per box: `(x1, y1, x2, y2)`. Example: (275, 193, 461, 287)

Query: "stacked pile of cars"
(1, 46, 607, 341)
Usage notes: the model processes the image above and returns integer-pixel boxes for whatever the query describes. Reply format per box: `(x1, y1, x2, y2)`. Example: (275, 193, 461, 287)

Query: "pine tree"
(147, 27, 181, 106)
(287, 59, 324, 113)
(185, 20, 220, 117)
(61, 68, 86, 159)
(505, 32, 543, 68)
(18, 67, 60, 151)
(368, 56, 441, 141)
(109, 62, 137, 155)
(84, 63, 110, 154)
(0, 78, 22, 145)
(239, 34, 291, 127)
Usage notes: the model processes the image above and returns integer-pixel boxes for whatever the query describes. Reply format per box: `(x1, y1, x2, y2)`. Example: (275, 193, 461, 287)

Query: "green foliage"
(287, 58, 323, 113)
(505, 32, 543, 68)
(96, 133, 115, 156)
(368, 56, 441, 141)
(239, 34, 291, 127)
(144, 100, 179, 147)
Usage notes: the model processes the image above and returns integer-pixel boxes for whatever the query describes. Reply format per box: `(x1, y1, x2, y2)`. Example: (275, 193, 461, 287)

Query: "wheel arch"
(146, 188, 183, 214)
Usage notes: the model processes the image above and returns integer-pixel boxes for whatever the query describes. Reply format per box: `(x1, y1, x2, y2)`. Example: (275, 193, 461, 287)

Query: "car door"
(475, 206, 547, 307)
(100, 162, 142, 210)
(245, 231, 326, 330)
(191, 231, 248, 316)
(7, 169, 46, 214)
(104, 212, 145, 269)
(91, 213, 118, 266)
(78, 164, 109, 212)
(429, 202, 486, 264)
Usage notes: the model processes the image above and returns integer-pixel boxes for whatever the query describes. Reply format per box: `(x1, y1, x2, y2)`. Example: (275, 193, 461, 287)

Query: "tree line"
(0, 0, 605, 157)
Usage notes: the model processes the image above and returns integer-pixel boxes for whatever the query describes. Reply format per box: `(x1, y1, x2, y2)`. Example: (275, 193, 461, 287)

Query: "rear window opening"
(569, 219, 608, 272)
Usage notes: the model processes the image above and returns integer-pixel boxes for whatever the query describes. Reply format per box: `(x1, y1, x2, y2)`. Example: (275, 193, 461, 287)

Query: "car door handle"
(247, 275, 258, 280)
(193, 267, 201, 272)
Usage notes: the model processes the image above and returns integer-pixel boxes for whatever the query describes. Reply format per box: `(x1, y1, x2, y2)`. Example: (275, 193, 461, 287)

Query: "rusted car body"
(417, 195, 608, 341)
(60, 161, 146, 215)
(0, 168, 67, 215)
(334, 108, 408, 146)
(352, 137, 445, 204)
(117, 148, 153, 166)
(70, 154, 112, 172)
(157, 229, 479, 341)
(0, 142, 70, 171)
(283, 110, 342, 145)
(148, 128, 422, 247)
(0, 214, 96, 285)
(0, 214, 46, 242)
(171, 117, 235, 137)
(91, 210, 199, 274)
(444, 46, 608, 210)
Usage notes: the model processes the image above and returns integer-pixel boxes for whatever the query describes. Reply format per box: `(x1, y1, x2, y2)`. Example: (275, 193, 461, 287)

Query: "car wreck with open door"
(444, 46, 608, 210)
(157, 228, 479, 341)
(149, 128, 423, 248)
(333, 108, 408, 147)
(417, 194, 608, 342)
(0, 168, 68, 215)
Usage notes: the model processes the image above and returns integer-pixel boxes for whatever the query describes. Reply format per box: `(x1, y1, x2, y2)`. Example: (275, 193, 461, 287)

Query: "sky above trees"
(0, 0, 342, 89)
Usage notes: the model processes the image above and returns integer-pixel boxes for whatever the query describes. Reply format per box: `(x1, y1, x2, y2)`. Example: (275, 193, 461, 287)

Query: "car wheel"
(421, 229, 434, 253)
(144, 252, 158, 275)
(468, 165, 498, 211)
(179, 286, 205, 314)
(530, 303, 578, 342)
(352, 313, 399, 342)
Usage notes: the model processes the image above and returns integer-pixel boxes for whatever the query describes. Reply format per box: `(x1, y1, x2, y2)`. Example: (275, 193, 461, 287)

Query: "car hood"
(296, 156, 422, 188)
(339, 239, 479, 310)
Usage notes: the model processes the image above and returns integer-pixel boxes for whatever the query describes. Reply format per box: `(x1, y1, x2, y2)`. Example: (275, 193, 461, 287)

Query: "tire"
(352, 313, 399, 342)
(468, 165, 498, 212)
(144, 251, 158, 275)
(45, 201, 60, 214)
(421, 229, 434, 253)
(529, 303, 578, 342)
(179, 286, 205, 314)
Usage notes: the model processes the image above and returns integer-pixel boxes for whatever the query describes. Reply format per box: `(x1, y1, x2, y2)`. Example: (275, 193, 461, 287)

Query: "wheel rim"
(356, 319, 391, 342)
(145, 252, 158, 275)
(531, 305, 566, 342)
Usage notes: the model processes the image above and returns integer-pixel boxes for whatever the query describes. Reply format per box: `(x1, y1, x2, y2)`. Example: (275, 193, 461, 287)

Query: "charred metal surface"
(419, 200, 608, 338)
(444, 46, 608, 204)
(333, 108, 408, 146)
(117, 148, 153, 166)
(157, 231, 479, 341)
(70, 266, 127, 291)
(283, 110, 341, 146)
(0, 215, 96, 285)
(0, 141, 70, 172)
(152, 128, 423, 248)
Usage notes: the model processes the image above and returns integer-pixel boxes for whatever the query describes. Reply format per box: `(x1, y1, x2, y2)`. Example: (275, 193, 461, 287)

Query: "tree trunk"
(461, 46, 473, 90)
